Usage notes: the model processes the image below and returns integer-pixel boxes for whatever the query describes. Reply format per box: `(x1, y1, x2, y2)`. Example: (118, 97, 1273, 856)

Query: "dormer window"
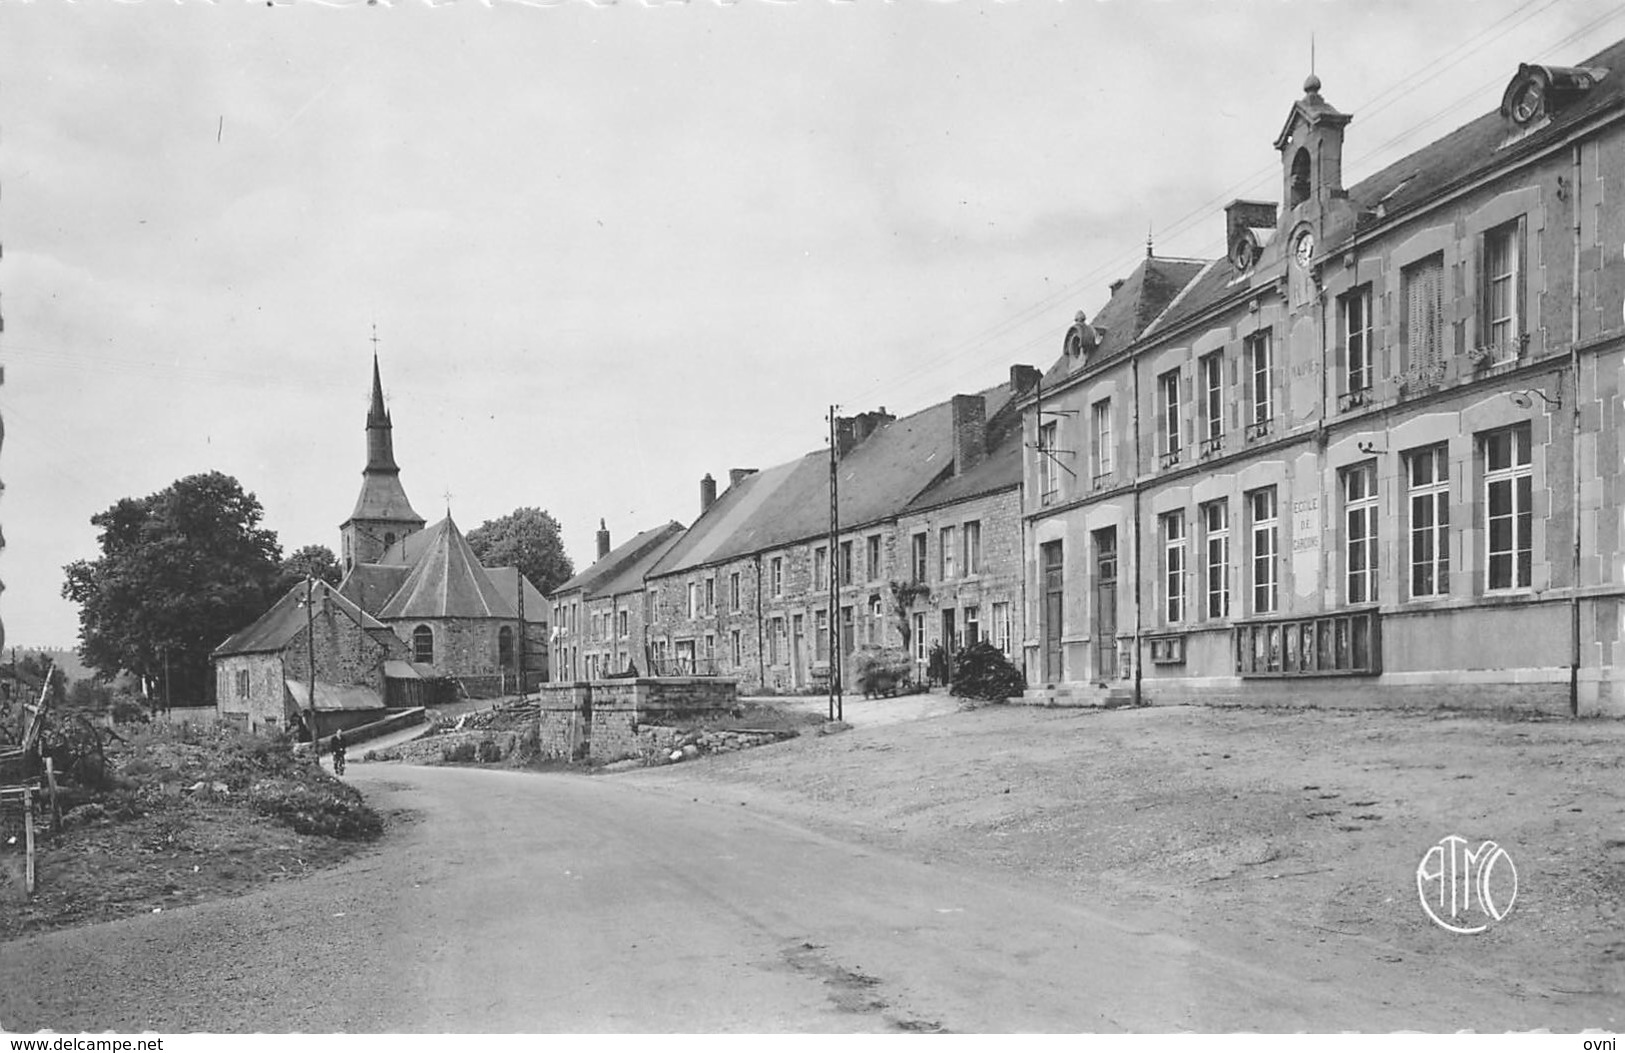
(1500, 63, 1607, 128)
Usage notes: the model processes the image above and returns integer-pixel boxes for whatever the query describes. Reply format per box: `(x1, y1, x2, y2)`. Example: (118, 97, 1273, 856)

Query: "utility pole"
(517, 571, 528, 702)
(827, 406, 843, 723)
(305, 576, 319, 750)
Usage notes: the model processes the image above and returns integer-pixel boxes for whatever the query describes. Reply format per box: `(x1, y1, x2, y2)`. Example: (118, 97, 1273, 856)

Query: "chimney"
(728, 468, 758, 487)
(834, 416, 858, 459)
(951, 394, 987, 477)
(700, 473, 718, 514)
(1010, 364, 1041, 395)
(1225, 199, 1278, 265)
(596, 518, 611, 561)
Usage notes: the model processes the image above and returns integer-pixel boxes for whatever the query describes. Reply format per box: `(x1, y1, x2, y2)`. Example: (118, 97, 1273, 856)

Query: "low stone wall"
(533, 677, 739, 764)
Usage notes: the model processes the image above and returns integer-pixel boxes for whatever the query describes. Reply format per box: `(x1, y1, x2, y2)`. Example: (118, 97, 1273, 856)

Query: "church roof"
(337, 563, 411, 613)
(377, 516, 520, 620)
(345, 471, 424, 526)
(212, 580, 386, 657)
(483, 566, 550, 624)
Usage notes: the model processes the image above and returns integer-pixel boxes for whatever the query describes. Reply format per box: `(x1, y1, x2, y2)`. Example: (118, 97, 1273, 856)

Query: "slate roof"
(482, 566, 551, 623)
(1136, 36, 1625, 343)
(554, 521, 687, 599)
(284, 679, 385, 712)
(212, 581, 386, 657)
(902, 383, 1028, 513)
(1350, 36, 1625, 226)
(652, 383, 1017, 576)
(591, 523, 688, 600)
(377, 516, 519, 620)
(337, 563, 411, 614)
(1037, 255, 1207, 390)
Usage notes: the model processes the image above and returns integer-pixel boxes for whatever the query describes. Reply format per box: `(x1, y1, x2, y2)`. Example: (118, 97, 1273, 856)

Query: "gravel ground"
(624, 699, 1625, 1028)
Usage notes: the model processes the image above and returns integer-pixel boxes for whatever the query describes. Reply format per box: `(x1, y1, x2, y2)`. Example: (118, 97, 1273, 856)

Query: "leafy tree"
(62, 471, 284, 705)
(466, 507, 574, 596)
(888, 579, 932, 654)
(13, 652, 67, 707)
(279, 544, 343, 591)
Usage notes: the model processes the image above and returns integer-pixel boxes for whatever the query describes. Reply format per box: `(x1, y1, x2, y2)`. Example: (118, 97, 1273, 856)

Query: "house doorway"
(1041, 540, 1064, 683)
(1093, 527, 1118, 683)
(791, 614, 805, 689)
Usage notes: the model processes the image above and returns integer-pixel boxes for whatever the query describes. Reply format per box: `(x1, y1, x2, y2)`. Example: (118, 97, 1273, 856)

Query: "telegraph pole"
(827, 406, 843, 723)
(305, 576, 319, 750)
(516, 571, 528, 702)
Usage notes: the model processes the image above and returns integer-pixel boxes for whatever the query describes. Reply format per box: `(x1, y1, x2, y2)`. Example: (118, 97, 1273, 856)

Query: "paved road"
(1, 762, 1459, 1033)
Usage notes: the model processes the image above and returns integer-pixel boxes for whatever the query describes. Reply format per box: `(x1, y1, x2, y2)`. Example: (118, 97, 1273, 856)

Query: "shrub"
(441, 740, 477, 763)
(855, 647, 911, 698)
(477, 738, 504, 763)
(248, 776, 382, 840)
(949, 641, 1027, 702)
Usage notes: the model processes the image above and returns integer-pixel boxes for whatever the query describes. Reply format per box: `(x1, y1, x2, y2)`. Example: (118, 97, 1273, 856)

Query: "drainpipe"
(1131, 355, 1144, 707)
(1569, 144, 1584, 717)
(755, 554, 766, 692)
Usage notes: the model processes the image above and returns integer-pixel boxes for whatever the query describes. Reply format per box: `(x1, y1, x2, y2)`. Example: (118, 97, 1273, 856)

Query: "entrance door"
(1041, 541, 1064, 683)
(941, 608, 957, 652)
(791, 614, 805, 688)
(1094, 528, 1118, 682)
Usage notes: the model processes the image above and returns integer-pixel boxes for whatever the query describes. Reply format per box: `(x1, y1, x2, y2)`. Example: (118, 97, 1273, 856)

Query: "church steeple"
(366, 353, 401, 473)
(340, 349, 425, 573)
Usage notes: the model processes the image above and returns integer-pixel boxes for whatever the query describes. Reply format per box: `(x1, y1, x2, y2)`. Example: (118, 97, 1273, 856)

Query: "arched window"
(1289, 148, 1311, 207)
(413, 624, 435, 664)
(498, 626, 514, 670)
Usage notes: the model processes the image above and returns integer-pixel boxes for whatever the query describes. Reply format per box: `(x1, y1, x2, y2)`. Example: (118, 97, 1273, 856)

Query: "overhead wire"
(833, 0, 1613, 414)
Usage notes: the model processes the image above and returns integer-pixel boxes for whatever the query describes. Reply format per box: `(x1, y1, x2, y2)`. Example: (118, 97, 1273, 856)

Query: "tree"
(888, 579, 932, 655)
(465, 507, 574, 596)
(278, 544, 343, 592)
(62, 471, 284, 705)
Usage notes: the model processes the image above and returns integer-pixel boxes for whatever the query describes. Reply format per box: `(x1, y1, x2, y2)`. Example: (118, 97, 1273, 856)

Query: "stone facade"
(1021, 50, 1625, 715)
(895, 486, 1023, 679)
(532, 677, 738, 762)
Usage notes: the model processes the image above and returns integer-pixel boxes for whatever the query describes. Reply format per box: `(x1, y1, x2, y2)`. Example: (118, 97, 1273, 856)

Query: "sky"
(2, 0, 1623, 651)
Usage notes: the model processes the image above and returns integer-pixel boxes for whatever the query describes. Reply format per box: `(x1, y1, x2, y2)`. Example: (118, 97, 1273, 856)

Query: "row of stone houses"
(552, 35, 1625, 717)
(552, 369, 1037, 694)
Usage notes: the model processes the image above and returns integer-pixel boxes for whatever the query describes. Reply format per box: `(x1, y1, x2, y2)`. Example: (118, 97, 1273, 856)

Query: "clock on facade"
(1294, 230, 1315, 266)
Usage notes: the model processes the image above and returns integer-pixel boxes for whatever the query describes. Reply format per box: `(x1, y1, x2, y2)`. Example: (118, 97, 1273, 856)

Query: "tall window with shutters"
(1481, 218, 1525, 359)
(1402, 253, 1445, 383)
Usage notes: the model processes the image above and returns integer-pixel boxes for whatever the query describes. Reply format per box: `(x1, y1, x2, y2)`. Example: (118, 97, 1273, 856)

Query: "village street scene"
(4, 0, 1625, 1039)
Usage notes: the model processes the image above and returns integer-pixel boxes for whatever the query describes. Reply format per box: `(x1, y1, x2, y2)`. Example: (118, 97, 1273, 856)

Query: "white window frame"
(1484, 424, 1533, 592)
(1203, 499, 1230, 619)
(1407, 445, 1450, 599)
(1249, 488, 1278, 614)
(1344, 462, 1379, 605)
(1162, 510, 1186, 624)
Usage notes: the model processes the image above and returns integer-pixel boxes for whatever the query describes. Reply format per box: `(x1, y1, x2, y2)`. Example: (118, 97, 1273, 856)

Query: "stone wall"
(531, 677, 739, 764)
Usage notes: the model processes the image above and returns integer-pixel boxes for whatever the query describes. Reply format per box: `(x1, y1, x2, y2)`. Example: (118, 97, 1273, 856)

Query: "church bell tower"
(340, 354, 426, 572)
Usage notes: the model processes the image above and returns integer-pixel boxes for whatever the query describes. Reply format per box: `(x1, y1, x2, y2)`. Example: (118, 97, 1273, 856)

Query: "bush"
(248, 776, 382, 840)
(477, 738, 504, 763)
(949, 641, 1027, 702)
(441, 740, 477, 763)
(855, 647, 911, 698)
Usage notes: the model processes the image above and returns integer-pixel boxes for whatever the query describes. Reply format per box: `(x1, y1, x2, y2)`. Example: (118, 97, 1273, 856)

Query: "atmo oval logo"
(1416, 835, 1518, 934)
